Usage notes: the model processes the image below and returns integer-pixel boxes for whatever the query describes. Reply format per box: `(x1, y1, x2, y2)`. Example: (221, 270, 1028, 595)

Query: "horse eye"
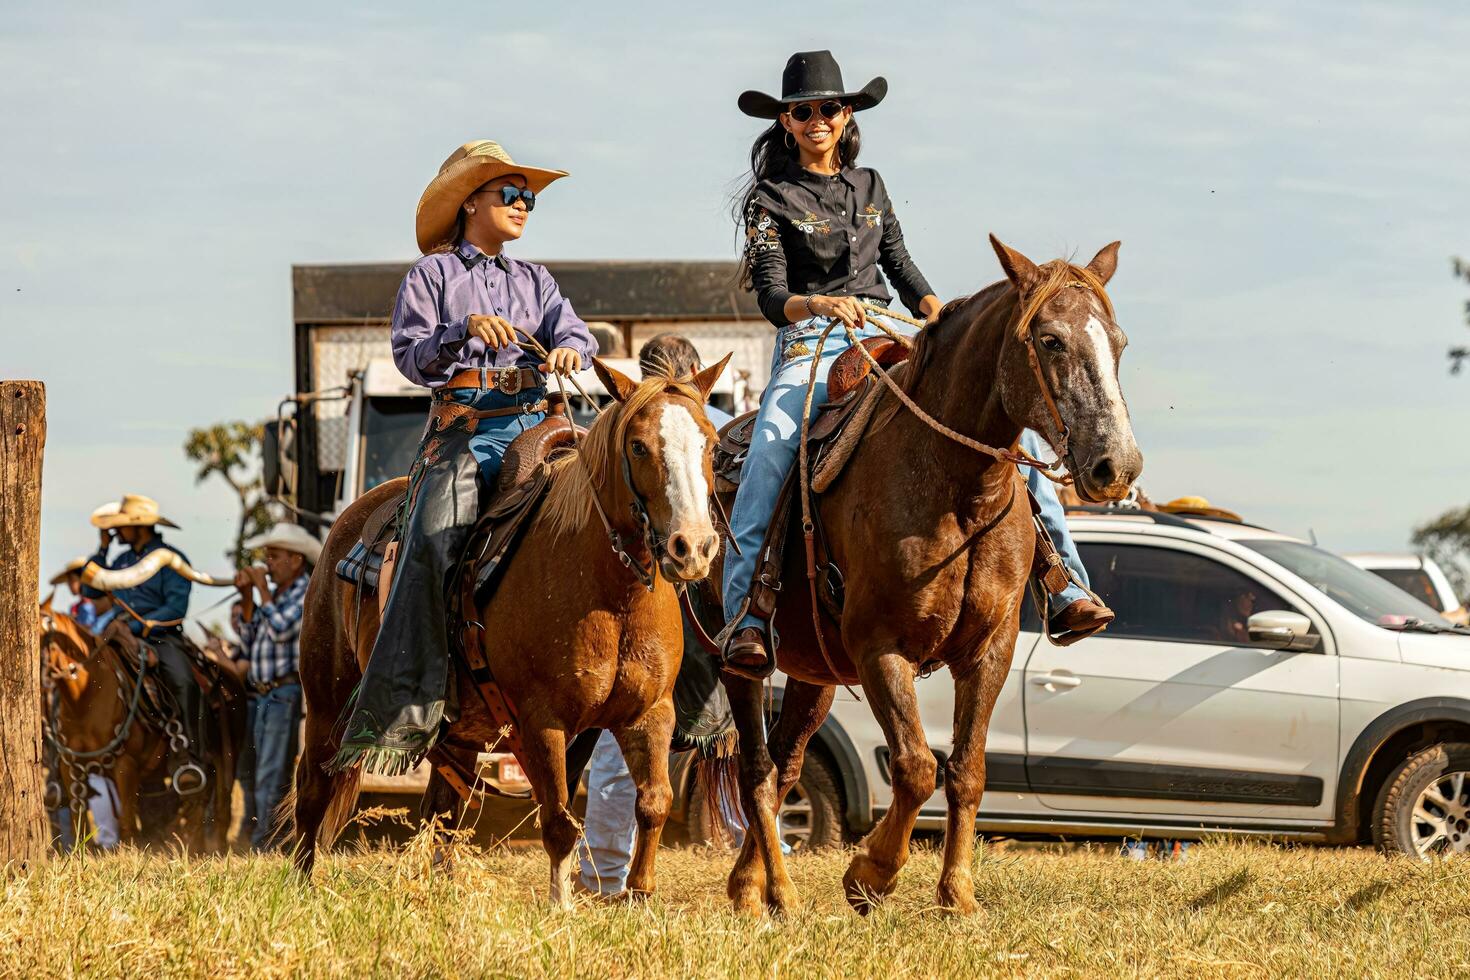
(1040, 335, 1065, 353)
(630, 440, 648, 458)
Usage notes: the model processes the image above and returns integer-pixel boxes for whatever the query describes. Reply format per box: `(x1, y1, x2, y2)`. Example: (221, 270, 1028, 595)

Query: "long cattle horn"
(81, 550, 235, 591)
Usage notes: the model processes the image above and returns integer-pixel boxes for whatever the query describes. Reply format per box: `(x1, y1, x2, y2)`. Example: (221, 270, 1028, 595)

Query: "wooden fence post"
(0, 380, 46, 874)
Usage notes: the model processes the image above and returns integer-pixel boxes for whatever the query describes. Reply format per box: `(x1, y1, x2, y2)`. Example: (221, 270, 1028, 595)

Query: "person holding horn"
(88, 494, 207, 790)
(331, 141, 598, 774)
(721, 51, 1113, 679)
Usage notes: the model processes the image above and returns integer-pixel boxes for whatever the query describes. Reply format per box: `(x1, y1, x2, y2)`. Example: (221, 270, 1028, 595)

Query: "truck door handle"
(1030, 672, 1082, 692)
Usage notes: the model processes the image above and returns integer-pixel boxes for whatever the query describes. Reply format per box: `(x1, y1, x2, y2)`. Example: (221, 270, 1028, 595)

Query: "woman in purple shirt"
(333, 140, 597, 774)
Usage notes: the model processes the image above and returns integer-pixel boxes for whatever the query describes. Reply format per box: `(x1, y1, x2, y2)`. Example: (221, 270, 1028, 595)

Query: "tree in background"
(183, 421, 275, 568)
(1448, 256, 1470, 374)
(1420, 258, 1470, 600)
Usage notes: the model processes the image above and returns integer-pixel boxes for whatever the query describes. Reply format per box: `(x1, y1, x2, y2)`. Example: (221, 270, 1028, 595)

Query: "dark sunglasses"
(491, 185, 536, 211)
(787, 100, 845, 123)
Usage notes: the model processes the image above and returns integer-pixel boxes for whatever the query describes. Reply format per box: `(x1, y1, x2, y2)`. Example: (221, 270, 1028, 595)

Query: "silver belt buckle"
(498, 369, 522, 395)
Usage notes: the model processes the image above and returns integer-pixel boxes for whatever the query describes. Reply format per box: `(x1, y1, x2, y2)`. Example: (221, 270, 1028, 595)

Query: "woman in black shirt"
(721, 51, 941, 677)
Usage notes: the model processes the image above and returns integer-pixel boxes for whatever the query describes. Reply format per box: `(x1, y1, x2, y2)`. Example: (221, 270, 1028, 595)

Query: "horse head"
(989, 235, 1143, 502)
(38, 601, 94, 697)
(590, 355, 731, 583)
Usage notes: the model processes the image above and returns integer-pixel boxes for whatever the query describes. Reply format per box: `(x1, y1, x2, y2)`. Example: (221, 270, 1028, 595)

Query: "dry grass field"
(4, 834, 1468, 978)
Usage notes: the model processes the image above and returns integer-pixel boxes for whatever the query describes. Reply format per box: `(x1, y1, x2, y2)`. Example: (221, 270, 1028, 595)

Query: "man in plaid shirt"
(235, 523, 320, 851)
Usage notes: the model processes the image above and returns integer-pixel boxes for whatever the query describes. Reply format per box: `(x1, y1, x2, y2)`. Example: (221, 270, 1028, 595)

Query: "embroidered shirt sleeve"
(744, 195, 795, 326)
(874, 174, 935, 316)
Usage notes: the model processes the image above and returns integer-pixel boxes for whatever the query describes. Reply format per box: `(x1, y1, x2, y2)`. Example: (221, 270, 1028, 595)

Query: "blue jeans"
(251, 683, 302, 851)
(578, 731, 637, 895)
(1021, 429, 1091, 617)
(723, 315, 918, 629)
(447, 386, 548, 486)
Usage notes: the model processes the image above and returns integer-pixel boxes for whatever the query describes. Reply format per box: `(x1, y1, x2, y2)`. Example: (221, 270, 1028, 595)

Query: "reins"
(787, 276, 1113, 691)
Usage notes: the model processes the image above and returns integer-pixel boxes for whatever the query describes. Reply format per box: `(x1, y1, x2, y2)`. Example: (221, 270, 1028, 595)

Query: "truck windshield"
(1243, 539, 1449, 627)
(362, 397, 425, 491)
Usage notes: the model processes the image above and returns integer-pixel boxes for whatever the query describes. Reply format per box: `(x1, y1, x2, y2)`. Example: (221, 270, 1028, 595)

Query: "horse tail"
(316, 768, 363, 850)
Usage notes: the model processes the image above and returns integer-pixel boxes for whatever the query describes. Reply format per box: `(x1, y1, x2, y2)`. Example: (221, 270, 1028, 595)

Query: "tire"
(1372, 741, 1470, 859)
(687, 749, 845, 852)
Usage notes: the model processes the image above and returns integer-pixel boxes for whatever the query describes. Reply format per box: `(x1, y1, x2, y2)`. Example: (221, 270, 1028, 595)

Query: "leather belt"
(249, 671, 300, 695)
(443, 367, 542, 395)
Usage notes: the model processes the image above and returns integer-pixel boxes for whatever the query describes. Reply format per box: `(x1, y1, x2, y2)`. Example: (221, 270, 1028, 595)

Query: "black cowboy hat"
(738, 50, 887, 120)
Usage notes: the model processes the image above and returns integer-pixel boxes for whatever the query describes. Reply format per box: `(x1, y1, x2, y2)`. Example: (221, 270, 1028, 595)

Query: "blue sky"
(3, 0, 1468, 617)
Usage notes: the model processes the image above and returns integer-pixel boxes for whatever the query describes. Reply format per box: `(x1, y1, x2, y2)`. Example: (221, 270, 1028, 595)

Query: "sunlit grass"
(3, 837, 1468, 977)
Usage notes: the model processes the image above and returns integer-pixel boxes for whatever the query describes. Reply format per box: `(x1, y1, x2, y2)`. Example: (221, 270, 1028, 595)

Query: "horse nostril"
(1090, 456, 1117, 488)
(670, 533, 690, 560)
(700, 533, 719, 562)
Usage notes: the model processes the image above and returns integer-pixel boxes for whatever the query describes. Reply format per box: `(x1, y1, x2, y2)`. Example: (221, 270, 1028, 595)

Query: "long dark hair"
(733, 117, 862, 288)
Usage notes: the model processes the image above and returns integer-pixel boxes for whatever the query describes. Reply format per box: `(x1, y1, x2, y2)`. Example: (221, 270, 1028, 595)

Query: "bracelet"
(804, 295, 818, 319)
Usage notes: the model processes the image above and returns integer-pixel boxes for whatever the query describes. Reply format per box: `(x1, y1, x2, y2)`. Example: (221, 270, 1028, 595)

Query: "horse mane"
(539, 366, 704, 539)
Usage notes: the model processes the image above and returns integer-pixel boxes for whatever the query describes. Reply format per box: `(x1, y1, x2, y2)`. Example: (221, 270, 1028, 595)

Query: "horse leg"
(768, 678, 836, 825)
(613, 700, 675, 898)
(112, 757, 140, 848)
(723, 674, 794, 916)
(935, 641, 1011, 914)
(843, 650, 936, 914)
(419, 749, 470, 873)
(519, 725, 580, 910)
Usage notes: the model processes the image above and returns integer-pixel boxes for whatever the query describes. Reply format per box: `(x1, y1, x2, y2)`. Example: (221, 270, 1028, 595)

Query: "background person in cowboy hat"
(331, 140, 598, 774)
(234, 522, 319, 851)
(49, 557, 98, 630)
(720, 51, 1113, 678)
(89, 493, 209, 787)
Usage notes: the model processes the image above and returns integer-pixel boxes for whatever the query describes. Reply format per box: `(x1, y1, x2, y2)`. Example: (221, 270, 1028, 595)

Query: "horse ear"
(1085, 241, 1121, 286)
(592, 357, 639, 404)
(692, 352, 732, 404)
(989, 234, 1041, 292)
(40, 590, 54, 613)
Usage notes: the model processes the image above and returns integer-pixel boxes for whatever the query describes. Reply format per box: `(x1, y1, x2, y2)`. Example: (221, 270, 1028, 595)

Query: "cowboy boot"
(722, 626, 776, 681)
(1051, 598, 1115, 646)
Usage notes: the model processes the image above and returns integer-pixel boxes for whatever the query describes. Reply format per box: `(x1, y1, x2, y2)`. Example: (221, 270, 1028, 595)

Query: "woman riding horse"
(330, 140, 598, 775)
(721, 51, 1114, 679)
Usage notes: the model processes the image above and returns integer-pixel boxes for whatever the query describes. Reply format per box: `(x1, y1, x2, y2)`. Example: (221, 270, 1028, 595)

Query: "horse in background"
(292, 358, 728, 907)
(39, 599, 243, 852)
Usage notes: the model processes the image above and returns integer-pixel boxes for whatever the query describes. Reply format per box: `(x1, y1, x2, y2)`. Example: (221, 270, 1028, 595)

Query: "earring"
(784, 131, 795, 150)
(465, 207, 476, 214)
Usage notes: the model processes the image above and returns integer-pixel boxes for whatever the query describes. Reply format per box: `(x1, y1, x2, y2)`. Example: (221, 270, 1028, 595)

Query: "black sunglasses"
(787, 100, 845, 123)
(491, 184, 536, 211)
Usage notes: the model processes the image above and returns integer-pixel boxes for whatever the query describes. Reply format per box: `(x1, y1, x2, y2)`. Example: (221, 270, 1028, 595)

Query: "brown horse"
(39, 600, 241, 852)
(721, 236, 1143, 915)
(291, 359, 727, 906)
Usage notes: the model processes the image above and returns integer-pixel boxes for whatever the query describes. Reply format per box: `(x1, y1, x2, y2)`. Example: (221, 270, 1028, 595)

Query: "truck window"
(362, 397, 425, 491)
(1368, 568, 1443, 611)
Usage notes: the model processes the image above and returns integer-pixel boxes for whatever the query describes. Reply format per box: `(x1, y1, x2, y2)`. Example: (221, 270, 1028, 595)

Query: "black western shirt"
(744, 160, 935, 327)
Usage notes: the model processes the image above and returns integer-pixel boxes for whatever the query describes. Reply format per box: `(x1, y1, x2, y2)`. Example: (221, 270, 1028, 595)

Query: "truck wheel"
(687, 749, 844, 852)
(1372, 742, 1470, 858)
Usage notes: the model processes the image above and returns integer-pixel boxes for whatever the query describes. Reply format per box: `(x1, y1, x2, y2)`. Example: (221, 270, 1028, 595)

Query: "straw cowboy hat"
(93, 494, 179, 530)
(246, 523, 322, 566)
(48, 556, 89, 586)
(415, 140, 569, 254)
(738, 50, 887, 120)
(87, 500, 120, 528)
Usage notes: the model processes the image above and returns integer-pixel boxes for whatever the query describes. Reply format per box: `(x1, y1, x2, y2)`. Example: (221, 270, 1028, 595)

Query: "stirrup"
(720, 625, 778, 682)
(172, 762, 208, 796)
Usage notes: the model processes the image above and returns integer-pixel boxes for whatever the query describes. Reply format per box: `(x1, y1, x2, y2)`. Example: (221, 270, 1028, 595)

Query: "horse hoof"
(842, 855, 895, 915)
(935, 879, 979, 916)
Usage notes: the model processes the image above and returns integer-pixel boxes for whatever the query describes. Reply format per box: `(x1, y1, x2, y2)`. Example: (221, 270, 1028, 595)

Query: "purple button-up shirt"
(390, 241, 598, 388)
